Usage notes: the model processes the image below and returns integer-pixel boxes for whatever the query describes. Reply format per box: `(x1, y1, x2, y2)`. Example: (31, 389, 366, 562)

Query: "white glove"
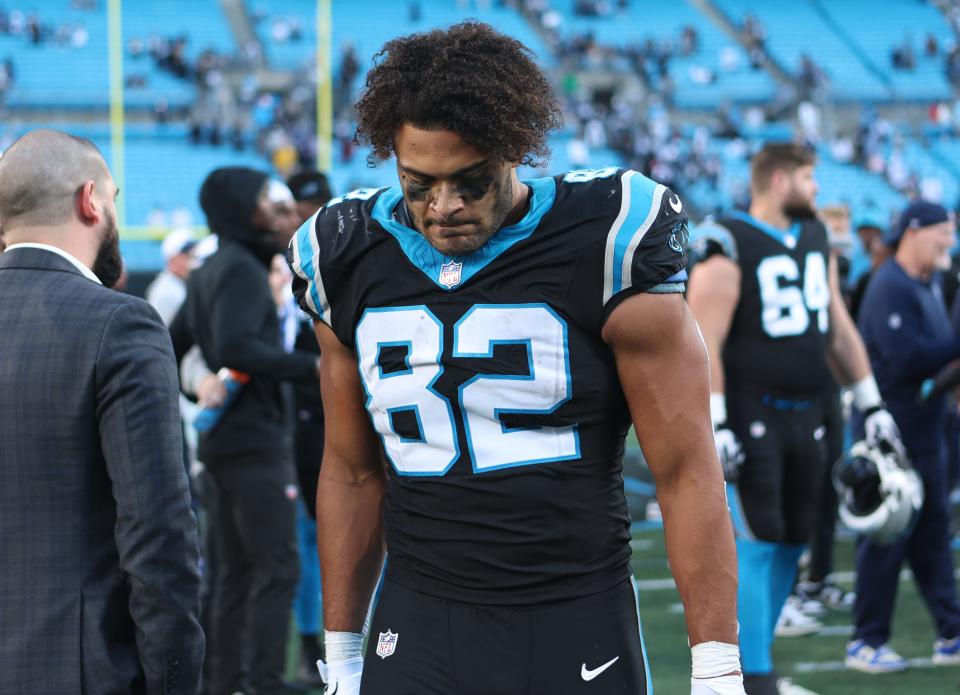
(317, 655, 363, 695)
(714, 427, 745, 482)
(864, 407, 906, 458)
(691, 674, 746, 694)
(710, 393, 744, 482)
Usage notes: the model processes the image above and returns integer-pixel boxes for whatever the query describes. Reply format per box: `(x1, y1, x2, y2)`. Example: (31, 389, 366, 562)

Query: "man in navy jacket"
(849, 200, 960, 673)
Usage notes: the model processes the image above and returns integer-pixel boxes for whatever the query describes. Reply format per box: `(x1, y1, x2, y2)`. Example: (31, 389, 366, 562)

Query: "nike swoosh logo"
(581, 656, 620, 681)
(669, 195, 682, 214)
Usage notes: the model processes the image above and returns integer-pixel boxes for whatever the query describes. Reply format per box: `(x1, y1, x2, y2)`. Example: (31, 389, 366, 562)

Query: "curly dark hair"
(355, 21, 562, 167)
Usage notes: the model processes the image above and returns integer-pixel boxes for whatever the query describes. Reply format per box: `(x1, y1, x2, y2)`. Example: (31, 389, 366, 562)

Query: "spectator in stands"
(146, 227, 197, 326)
(680, 24, 698, 55)
(848, 200, 960, 673)
(798, 53, 827, 98)
(926, 33, 939, 58)
(170, 167, 321, 695)
(741, 12, 766, 52)
(891, 37, 916, 71)
(287, 169, 332, 222)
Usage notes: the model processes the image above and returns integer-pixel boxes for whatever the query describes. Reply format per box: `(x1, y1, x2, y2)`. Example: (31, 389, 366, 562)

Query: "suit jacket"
(0, 248, 204, 695)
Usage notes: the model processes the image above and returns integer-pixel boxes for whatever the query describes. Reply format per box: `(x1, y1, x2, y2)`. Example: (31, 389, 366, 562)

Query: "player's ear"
(75, 180, 101, 226)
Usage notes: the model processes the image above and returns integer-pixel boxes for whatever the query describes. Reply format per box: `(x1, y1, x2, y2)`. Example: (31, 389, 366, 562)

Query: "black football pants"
(728, 391, 826, 544)
(361, 577, 650, 695)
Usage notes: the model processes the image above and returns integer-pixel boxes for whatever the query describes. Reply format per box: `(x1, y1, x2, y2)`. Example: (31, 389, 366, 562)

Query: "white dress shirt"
(5, 242, 102, 285)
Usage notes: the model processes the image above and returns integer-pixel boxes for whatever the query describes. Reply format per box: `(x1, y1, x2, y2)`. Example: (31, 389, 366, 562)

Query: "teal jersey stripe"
(291, 211, 330, 323)
(371, 177, 557, 291)
(603, 170, 663, 303)
(727, 209, 802, 249)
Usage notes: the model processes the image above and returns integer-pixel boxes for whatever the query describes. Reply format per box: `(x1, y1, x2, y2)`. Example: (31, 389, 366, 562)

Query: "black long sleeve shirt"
(171, 239, 317, 461)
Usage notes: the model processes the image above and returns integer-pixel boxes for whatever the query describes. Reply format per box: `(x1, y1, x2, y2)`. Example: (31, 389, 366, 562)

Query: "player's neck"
(748, 201, 791, 231)
(502, 175, 530, 228)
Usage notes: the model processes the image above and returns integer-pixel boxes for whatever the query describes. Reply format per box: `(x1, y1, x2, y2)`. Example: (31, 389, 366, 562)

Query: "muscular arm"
(825, 253, 872, 384)
(686, 255, 741, 396)
(314, 320, 387, 632)
(603, 292, 739, 648)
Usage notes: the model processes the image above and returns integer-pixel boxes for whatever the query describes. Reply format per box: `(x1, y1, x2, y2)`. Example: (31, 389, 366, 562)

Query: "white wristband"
(850, 375, 882, 411)
(691, 641, 741, 679)
(324, 630, 364, 663)
(710, 393, 727, 429)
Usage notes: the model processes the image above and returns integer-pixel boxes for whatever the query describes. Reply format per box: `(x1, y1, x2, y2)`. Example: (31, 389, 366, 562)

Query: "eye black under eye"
(456, 173, 494, 200)
(405, 178, 431, 200)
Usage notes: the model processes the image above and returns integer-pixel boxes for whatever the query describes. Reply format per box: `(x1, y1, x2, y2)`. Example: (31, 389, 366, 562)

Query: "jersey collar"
(371, 177, 557, 291)
(728, 210, 803, 250)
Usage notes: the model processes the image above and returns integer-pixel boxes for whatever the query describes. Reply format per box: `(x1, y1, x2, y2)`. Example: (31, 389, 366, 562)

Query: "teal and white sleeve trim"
(289, 211, 333, 325)
(602, 170, 667, 304)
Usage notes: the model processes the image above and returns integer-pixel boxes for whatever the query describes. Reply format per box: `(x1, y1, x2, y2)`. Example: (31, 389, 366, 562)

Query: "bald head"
(0, 129, 112, 232)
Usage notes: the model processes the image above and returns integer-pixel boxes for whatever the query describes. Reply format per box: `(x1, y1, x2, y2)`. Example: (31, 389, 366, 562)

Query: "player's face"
(782, 164, 818, 219)
(394, 124, 516, 256)
(914, 220, 956, 272)
(92, 177, 123, 287)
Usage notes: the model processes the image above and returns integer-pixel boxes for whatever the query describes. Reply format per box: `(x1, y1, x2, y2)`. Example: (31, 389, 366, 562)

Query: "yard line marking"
(634, 578, 677, 591)
(794, 657, 937, 673)
(816, 625, 852, 637)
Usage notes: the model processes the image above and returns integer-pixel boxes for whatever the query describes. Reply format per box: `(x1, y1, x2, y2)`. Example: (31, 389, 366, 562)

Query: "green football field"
(631, 529, 960, 695)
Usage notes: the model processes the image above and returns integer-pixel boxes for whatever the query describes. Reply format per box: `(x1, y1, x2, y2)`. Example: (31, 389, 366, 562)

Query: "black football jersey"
(694, 211, 832, 397)
(288, 168, 688, 604)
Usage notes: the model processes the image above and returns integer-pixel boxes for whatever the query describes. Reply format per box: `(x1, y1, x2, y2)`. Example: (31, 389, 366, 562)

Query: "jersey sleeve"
(287, 209, 331, 326)
(689, 220, 739, 265)
(601, 170, 689, 318)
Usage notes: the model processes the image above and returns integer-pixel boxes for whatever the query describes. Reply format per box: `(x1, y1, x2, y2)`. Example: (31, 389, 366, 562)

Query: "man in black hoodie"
(171, 167, 321, 695)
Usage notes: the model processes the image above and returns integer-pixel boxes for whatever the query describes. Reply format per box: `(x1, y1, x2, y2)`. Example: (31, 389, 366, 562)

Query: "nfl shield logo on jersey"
(439, 260, 463, 288)
(376, 630, 398, 659)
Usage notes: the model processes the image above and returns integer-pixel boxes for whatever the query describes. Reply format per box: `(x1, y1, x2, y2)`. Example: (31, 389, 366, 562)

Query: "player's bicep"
(314, 321, 384, 480)
(687, 254, 741, 348)
(602, 293, 719, 489)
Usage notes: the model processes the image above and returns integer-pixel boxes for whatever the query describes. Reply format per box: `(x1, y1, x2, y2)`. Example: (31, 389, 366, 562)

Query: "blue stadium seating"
(2, 0, 233, 108)
(814, 151, 906, 218)
(243, 0, 556, 107)
(551, 0, 775, 106)
(810, 0, 953, 101)
(712, 0, 891, 101)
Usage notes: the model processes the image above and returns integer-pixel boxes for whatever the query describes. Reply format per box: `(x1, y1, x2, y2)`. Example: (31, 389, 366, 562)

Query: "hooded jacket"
(170, 167, 318, 462)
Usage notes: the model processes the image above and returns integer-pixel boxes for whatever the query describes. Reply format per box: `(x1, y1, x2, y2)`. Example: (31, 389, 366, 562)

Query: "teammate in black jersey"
(288, 22, 744, 695)
(687, 143, 904, 695)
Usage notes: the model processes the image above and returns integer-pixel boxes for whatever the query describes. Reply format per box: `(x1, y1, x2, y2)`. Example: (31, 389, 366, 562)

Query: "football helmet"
(834, 440, 923, 545)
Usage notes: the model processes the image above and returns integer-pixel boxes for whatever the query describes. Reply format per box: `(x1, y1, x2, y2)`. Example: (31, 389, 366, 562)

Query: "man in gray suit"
(0, 129, 204, 694)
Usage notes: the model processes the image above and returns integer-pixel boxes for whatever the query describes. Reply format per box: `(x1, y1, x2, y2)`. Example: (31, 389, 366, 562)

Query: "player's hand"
(317, 656, 363, 695)
(197, 373, 227, 408)
(864, 406, 906, 458)
(713, 426, 745, 482)
(691, 674, 746, 694)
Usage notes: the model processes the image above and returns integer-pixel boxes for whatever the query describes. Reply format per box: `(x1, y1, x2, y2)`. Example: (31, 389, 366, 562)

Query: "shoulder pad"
(690, 221, 738, 264)
(287, 186, 390, 324)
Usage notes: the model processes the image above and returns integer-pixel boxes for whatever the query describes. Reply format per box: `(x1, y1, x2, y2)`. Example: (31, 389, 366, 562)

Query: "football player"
(289, 22, 744, 695)
(687, 143, 903, 695)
